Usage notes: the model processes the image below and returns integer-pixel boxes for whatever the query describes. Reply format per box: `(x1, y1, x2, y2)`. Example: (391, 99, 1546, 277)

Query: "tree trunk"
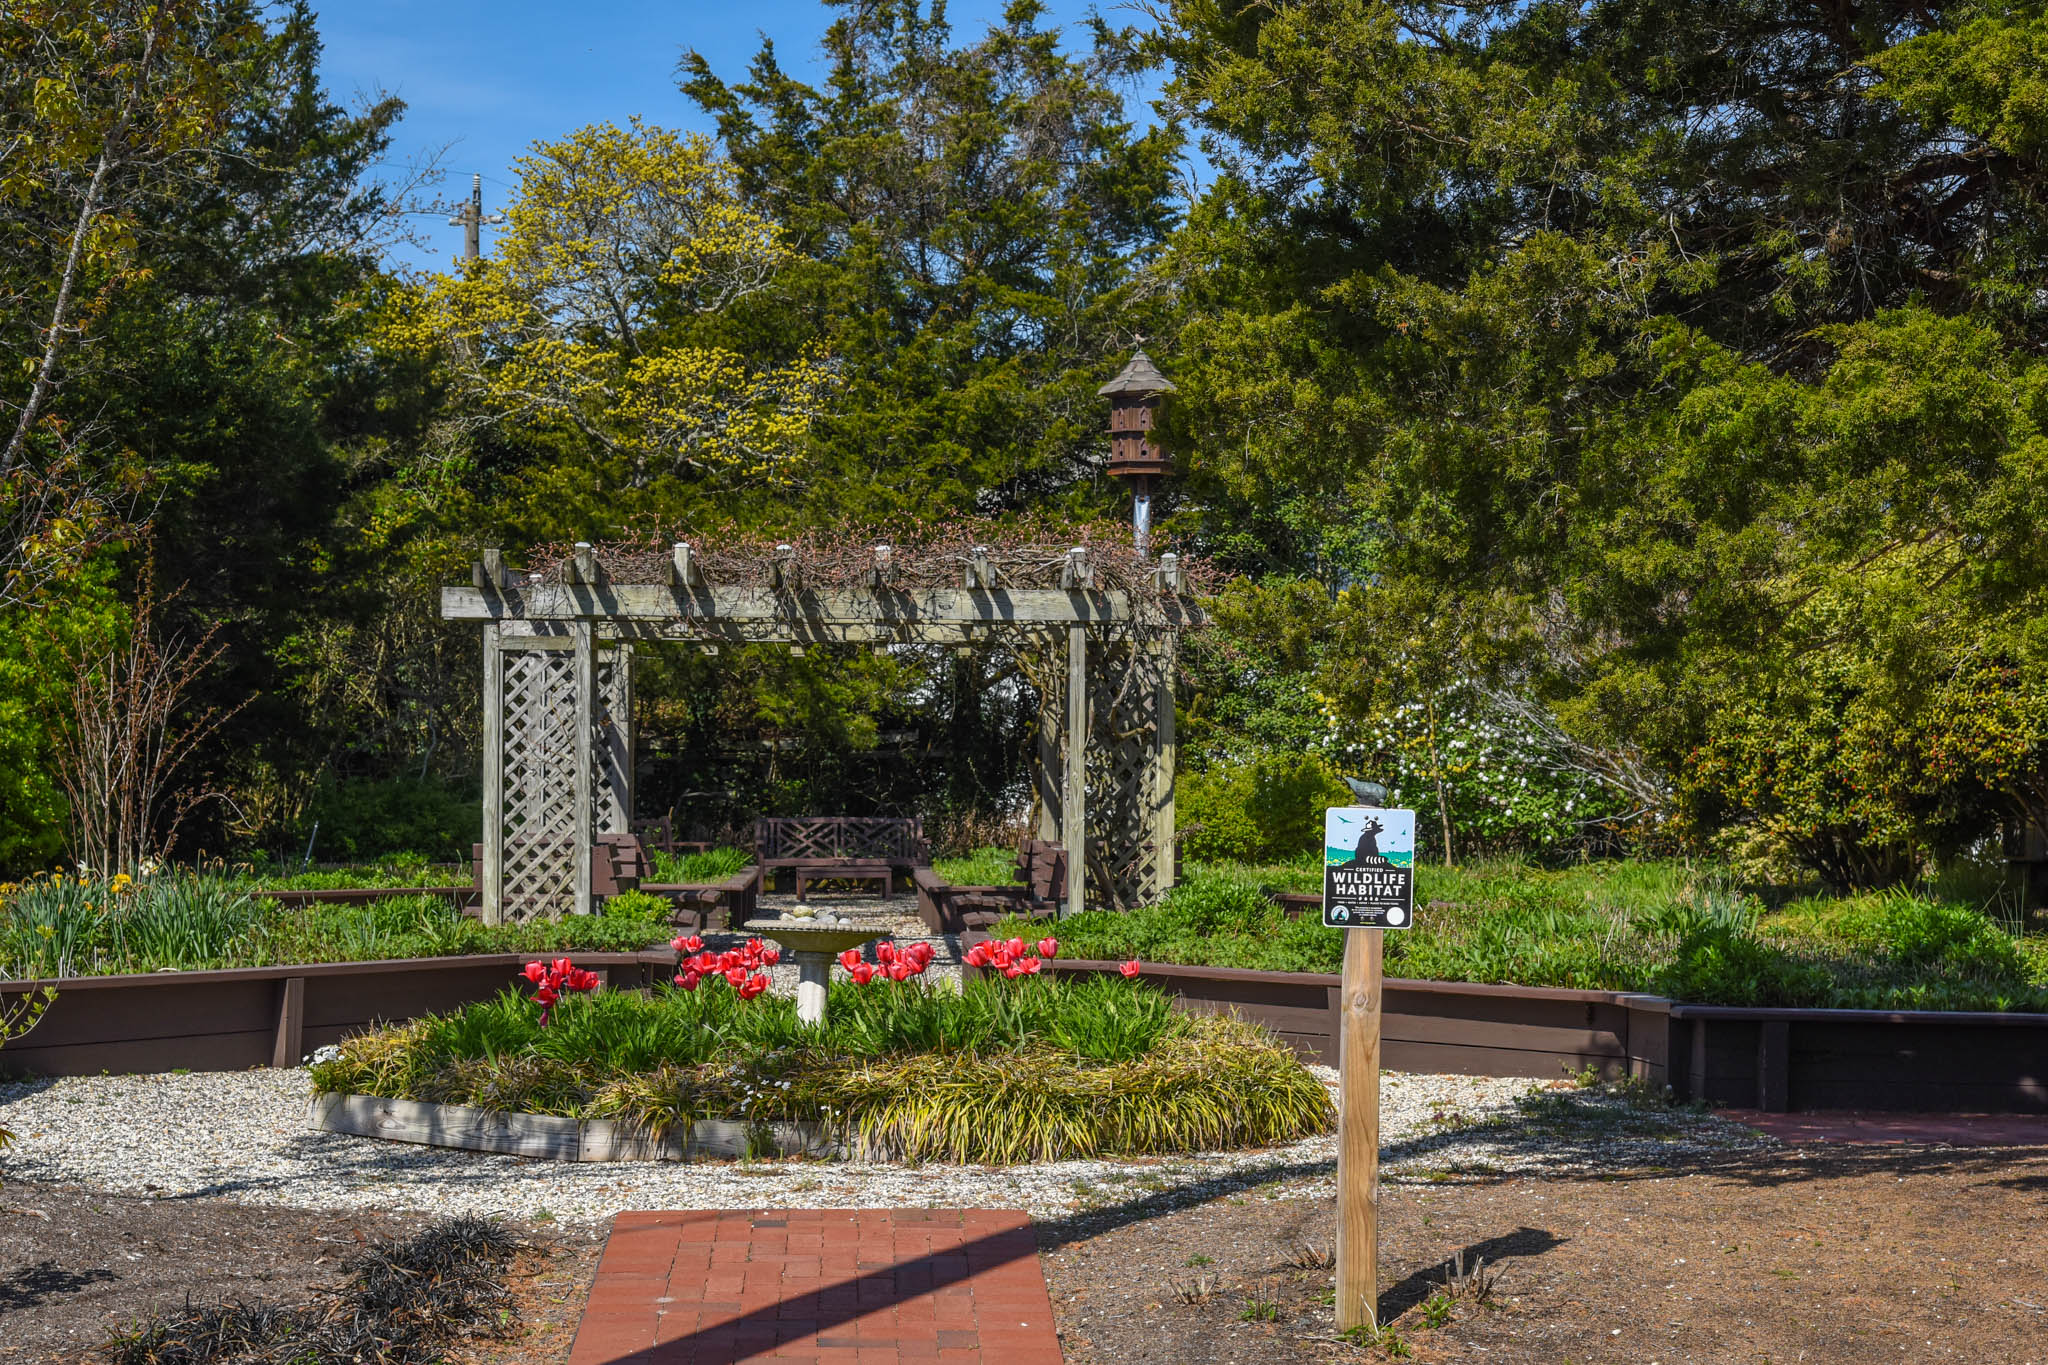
(1, 146, 115, 480)
(1423, 693, 1454, 868)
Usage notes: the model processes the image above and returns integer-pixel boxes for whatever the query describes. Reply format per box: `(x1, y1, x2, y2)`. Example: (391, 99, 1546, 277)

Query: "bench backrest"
(754, 816, 927, 863)
(1015, 839, 1066, 905)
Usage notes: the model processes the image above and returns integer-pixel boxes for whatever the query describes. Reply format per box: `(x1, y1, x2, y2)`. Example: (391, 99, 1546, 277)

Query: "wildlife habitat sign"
(1323, 807, 1417, 929)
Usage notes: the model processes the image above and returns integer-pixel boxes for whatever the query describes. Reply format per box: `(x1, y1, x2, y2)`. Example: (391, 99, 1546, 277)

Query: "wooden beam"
(440, 584, 1198, 628)
(481, 624, 504, 925)
(1060, 546, 1094, 590)
(1335, 929, 1384, 1332)
(270, 975, 305, 1068)
(568, 542, 600, 586)
(1154, 634, 1177, 895)
(1065, 623, 1087, 918)
(670, 542, 703, 588)
(573, 622, 595, 917)
(966, 545, 995, 589)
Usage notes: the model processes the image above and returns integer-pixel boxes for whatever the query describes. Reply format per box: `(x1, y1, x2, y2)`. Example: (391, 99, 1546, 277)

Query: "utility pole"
(447, 174, 505, 262)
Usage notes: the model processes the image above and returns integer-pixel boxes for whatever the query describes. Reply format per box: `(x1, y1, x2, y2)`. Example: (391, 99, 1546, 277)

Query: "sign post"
(1323, 806, 1416, 1334)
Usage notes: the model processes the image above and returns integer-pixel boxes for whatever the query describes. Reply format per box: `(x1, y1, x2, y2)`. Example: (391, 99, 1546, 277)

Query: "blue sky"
(314, 0, 1154, 272)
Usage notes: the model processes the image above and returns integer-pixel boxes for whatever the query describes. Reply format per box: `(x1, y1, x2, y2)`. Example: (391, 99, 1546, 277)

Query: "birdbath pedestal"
(742, 919, 877, 1026)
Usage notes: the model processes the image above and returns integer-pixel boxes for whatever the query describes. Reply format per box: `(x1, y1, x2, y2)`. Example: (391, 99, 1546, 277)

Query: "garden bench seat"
(753, 816, 928, 892)
(913, 839, 1066, 934)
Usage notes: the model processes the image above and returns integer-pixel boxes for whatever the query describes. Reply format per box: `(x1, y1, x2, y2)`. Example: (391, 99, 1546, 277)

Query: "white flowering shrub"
(1314, 683, 1628, 860)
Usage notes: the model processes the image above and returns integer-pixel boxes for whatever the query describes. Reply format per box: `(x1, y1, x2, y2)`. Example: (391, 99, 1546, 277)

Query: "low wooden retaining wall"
(5, 953, 2045, 1114)
(1043, 960, 2048, 1115)
(0, 952, 674, 1077)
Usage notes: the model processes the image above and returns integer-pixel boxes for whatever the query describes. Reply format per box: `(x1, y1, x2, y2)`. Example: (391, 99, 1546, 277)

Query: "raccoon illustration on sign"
(1323, 807, 1416, 929)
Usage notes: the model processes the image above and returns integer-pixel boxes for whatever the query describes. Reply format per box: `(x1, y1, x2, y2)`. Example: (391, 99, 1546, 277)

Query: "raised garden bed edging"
(309, 1093, 831, 1161)
(0, 952, 677, 1078)
(1025, 956, 2048, 1116)
(10, 950, 2048, 1115)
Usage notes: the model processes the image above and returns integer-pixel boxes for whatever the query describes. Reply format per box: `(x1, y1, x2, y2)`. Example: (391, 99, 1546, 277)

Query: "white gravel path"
(0, 1068, 1771, 1227)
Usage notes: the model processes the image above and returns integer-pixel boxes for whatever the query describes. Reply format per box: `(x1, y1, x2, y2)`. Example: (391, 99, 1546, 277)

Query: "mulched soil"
(0, 1182, 601, 1364)
(4, 1139, 2045, 1365)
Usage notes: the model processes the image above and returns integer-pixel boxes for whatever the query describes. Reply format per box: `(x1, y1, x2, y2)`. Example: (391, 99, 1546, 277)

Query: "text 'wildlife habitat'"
(1323, 807, 1416, 929)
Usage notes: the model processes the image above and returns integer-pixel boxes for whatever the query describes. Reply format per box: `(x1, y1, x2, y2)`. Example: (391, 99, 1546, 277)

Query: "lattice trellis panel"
(1084, 634, 1173, 907)
(490, 641, 633, 922)
(498, 648, 580, 921)
(596, 649, 632, 833)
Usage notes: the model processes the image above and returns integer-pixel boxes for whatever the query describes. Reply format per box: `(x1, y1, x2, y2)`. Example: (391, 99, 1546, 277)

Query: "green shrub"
(1649, 924, 1836, 1007)
(1179, 755, 1350, 862)
(312, 975, 1331, 1163)
(650, 846, 752, 882)
(301, 777, 479, 863)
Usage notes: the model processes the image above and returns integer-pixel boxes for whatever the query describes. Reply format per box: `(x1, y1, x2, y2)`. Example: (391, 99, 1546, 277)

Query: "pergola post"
(1065, 623, 1087, 917)
(481, 624, 504, 925)
(572, 621, 595, 917)
(1153, 633, 1177, 895)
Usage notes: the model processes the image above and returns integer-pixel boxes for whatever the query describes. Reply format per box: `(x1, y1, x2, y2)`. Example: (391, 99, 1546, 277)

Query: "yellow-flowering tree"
(388, 119, 834, 486)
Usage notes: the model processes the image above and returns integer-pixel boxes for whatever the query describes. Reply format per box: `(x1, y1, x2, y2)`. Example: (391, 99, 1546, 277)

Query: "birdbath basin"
(741, 919, 879, 1026)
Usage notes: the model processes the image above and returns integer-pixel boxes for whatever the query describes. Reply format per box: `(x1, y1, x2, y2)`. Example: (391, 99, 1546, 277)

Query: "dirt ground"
(3, 1141, 2045, 1364)
(1038, 1140, 2048, 1364)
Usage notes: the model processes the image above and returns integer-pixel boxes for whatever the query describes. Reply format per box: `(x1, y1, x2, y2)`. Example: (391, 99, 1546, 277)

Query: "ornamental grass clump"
(312, 953, 1333, 1162)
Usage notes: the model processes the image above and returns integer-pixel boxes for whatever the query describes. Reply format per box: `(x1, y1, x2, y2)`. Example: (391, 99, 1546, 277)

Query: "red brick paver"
(1720, 1108, 2048, 1147)
(567, 1209, 1063, 1364)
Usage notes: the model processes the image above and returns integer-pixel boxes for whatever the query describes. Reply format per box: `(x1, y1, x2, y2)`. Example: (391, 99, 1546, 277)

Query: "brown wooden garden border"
(4, 955, 2044, 1114)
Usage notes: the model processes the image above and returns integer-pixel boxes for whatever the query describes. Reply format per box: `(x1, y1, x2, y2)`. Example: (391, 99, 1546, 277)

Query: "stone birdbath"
(741, 918, 877, 1026)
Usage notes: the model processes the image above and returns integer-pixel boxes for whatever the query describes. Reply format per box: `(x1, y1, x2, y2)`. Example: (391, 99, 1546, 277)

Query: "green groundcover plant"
(312, 967, 1334, 1164)
(1000, 862, 2048, 1012)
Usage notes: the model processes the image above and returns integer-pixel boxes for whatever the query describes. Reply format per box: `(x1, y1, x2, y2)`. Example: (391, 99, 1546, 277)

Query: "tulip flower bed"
(310, 946, 1332, 1163)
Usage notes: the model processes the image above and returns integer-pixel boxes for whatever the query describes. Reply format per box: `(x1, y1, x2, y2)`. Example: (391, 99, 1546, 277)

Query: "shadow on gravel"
(0, 1260, 115, 1311)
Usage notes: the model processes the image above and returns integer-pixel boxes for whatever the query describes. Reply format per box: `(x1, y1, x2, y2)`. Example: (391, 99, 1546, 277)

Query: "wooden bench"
(754, 816, 928, 893)
(913, 839, 1066, 934)
(794, 862, 894, 900)
(641, 865, 763, 932)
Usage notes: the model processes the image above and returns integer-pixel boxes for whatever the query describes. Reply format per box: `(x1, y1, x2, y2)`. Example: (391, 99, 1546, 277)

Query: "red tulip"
(675, 970, 701, 991)
(838, 947, 863, 971)
(1006, 938, 1027, 958)
(671, 934, 703, 954)
(1119, 959, 1142, 978)
(908, 942, 936, 969)
(849, 962, 876, 985)
(876, 941, 897, 964)
(552, 958, 574, 978)
(1002, 964, 1024, 979)
(759, 945, 781, 966)
(737, 973, 769, 1000)
(724, 967, 748, 988)
(883, 961, 910, 982)
(1020, 957, 1042, 975)
(963, 943, 990, 968)
(1037, 938, 1059, 960)
(523, 961, 547, 984)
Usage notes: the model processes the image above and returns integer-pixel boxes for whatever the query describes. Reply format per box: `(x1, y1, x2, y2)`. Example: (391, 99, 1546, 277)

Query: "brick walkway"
(567, 1209, 1064, 1364)
(1720, 1108, 2048, 1147)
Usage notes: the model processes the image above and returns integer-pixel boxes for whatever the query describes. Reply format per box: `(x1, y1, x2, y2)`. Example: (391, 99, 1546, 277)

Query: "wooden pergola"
(442, 542, 1205, 924)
